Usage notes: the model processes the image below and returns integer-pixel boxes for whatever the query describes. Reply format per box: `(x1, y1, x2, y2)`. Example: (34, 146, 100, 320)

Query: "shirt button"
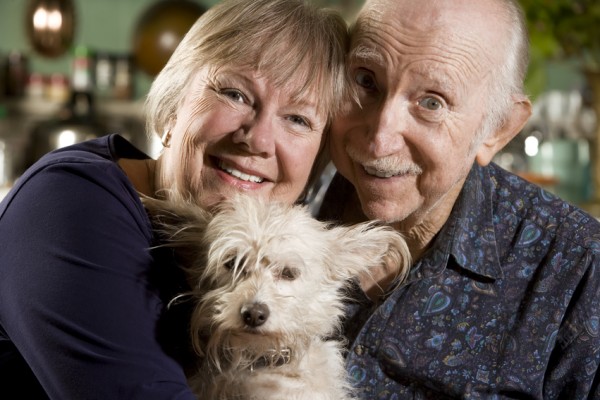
(354, 345, 365, 356)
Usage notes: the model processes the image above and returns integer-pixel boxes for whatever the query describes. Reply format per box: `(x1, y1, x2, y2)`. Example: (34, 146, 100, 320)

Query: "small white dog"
(143, 195, 410, 400)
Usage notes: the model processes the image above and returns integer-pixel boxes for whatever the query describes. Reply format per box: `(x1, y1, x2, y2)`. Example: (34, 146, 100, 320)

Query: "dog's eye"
(224, 259, 236, 270)
(280, 266, 299, 281)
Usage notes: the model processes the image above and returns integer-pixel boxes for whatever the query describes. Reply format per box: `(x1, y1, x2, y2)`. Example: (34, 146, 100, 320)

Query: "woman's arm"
(0, 159, 196, 399)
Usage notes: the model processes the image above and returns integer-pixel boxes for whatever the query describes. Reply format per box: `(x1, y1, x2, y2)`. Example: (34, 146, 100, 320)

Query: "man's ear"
(475, 96, 532, 166)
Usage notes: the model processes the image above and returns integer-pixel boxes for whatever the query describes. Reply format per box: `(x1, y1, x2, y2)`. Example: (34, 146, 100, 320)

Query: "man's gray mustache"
(346, 147, 423, 176)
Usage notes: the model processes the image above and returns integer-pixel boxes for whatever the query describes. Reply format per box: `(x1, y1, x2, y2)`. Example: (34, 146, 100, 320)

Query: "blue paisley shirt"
(319, 163, 600, 399)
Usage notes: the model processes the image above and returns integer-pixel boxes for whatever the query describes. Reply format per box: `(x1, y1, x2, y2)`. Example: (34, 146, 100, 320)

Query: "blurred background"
(0, 0, 599, 216)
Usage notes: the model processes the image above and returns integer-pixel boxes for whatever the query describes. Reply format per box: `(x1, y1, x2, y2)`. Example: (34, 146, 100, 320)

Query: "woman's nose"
(232, 114, 276, 157)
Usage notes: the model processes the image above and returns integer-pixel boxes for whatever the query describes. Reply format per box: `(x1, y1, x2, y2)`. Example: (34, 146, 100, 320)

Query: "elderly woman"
(0, 0, 348, 398)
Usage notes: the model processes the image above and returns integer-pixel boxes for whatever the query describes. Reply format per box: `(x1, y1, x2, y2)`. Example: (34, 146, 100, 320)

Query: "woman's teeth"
(219, 161, 264, 183)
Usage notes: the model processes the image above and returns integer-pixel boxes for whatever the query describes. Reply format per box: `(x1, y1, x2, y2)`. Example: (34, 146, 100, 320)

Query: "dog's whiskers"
(165, 292, 195, 309)
(248, 348, 292, 372)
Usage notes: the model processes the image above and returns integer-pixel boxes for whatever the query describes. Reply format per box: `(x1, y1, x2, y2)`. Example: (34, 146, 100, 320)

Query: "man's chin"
(360, 198, 409, 225)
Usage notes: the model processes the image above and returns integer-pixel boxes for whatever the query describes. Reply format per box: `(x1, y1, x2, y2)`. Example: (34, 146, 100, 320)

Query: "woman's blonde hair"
(145, 0, 349, 140)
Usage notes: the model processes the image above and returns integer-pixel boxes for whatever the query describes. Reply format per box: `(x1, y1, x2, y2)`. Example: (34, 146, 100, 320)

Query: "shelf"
(3, 97, 145, 120)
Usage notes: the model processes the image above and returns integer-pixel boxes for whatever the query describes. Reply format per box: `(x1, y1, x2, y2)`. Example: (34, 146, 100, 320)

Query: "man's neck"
(359, 178, 466, 300)
(393, 177, 466, 261)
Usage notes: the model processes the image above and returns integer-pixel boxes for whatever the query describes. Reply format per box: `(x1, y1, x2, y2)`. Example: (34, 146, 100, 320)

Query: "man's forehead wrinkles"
(352, 19, 494, 85)
(349, 43, 385, 66)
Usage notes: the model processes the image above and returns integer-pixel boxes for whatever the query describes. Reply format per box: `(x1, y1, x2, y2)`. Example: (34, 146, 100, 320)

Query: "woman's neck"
(118, 158, 156, 197)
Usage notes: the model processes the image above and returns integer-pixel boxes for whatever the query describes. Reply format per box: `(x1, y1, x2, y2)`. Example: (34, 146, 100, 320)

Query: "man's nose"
(366, 97, 408, 156)
(232, 113, 276, 157)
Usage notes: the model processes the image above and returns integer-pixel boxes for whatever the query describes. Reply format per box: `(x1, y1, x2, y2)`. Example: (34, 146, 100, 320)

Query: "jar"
(113, 54, 133, 100)
(47, 73, 70, 103)
(95, 52, 114, 99)
(5, 51, 29, 98)
(71, 45, 94, 93)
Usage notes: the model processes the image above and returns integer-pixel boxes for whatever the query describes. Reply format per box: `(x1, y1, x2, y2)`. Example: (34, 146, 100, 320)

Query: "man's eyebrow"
(349, 44, 385, 67)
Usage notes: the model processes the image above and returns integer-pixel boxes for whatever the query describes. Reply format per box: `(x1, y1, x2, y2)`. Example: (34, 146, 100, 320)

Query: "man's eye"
(418, 96, 443, 111)
(221, 89, 247, 103)
(354, 68, 377, 91)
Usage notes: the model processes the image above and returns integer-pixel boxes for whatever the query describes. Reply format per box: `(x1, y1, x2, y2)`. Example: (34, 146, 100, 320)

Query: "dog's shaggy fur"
(143, 195, 410, 400)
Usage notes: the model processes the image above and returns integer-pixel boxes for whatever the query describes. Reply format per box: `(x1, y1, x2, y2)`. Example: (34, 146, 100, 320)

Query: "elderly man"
(319, 0, 600, 398)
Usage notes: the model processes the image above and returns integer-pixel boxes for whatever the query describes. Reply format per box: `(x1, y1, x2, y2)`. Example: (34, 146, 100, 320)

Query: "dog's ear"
(327, 222, 411, 285)
(140, 195, 212, 249)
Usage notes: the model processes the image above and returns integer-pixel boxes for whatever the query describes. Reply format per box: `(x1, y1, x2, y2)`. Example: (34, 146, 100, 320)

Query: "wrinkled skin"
(156, 66, 328, 209)
(330, 0, 531, 262)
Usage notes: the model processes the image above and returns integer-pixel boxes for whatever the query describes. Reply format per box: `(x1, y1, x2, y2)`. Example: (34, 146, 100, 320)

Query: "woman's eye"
(287, 115, 310, 128)
(279, 266, 299, 280)
(418, 96, 443, 111)
(354, 68, 377, 91)
(221, 89, 247, 103)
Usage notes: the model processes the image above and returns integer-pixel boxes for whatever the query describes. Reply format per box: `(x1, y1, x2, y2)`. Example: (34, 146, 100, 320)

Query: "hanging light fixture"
(132, 0, 205, 77)
(25, 0, 75, 58)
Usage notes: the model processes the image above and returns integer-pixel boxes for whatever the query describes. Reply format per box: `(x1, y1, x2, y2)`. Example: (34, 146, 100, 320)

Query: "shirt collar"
(417, 163, 503, 281)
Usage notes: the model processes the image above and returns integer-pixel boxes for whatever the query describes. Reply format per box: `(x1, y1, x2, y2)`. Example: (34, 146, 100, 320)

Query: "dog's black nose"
(242, 303, 270, 327)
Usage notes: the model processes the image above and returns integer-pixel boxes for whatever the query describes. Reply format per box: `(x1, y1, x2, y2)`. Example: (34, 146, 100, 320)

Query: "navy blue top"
(0, 135, 196, 399)
(320, 163, 600, 399)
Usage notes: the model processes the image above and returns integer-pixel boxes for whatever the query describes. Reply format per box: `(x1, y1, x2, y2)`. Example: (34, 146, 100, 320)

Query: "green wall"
(0, 0, 359, 99)
(0, 0, 219, 99)
(0, 0, 582, 100)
